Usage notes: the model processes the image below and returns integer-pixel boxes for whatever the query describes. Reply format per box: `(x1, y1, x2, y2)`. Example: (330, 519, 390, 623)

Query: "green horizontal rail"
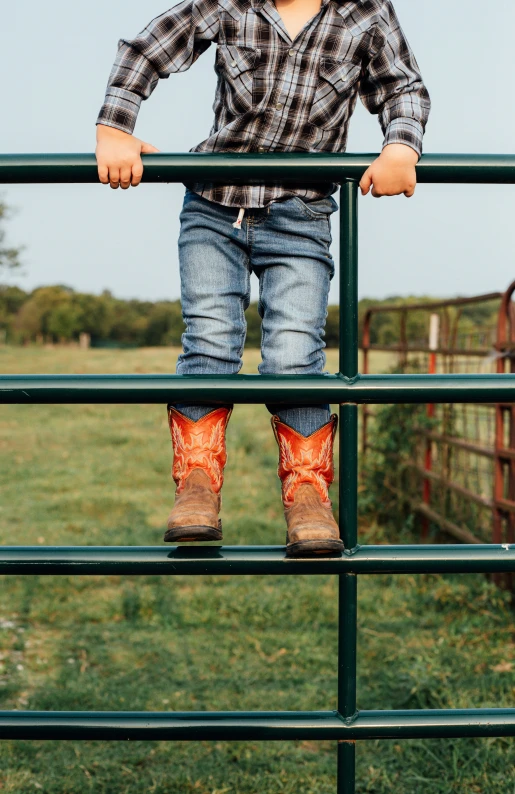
(1, 545, 515, 575)
(1, 373, 514, 404)
(2, 153, 515, 185)
(2, 709, 515, 741)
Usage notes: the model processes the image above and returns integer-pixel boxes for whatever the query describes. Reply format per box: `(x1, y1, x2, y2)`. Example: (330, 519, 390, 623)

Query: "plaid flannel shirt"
(97, 0, 430, 208)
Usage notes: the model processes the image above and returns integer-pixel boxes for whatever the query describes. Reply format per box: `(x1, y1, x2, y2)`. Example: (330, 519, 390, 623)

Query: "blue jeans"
(175, 188, 338, 436)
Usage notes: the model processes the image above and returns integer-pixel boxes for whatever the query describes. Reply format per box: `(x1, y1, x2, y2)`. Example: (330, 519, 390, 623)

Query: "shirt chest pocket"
(215, 44, 260, 116)
(308, 59, 361, 130)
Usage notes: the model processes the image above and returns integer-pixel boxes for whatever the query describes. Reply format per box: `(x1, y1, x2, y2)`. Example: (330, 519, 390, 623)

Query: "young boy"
(96, 0, 430, 557)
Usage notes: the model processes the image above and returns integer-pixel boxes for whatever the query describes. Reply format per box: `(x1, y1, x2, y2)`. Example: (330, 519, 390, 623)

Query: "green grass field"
(0, 346, 514, 793)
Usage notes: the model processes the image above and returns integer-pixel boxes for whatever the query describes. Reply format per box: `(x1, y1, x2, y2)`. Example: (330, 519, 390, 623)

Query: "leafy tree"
(145, 301, 184, 346)
(0, 285, 27, 340)
(73, 292, 115, 342)
(0, 201, 22, 276)
(15, 286, 75, 342)
(47, 301, 83, 341)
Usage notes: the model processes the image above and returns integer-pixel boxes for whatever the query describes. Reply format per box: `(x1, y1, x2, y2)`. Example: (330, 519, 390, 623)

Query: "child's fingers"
(97, 164, 109, 184)
(359, 168, 373, 196)
(404, 185, 416, 198)
(120, 166, 132, 190)
(131, 161, 144, 187)
(109, 166, 120, 189)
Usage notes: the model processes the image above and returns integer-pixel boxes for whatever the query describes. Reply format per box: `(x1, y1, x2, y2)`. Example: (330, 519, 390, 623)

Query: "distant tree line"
(0, 198, 501, 349)
(0, 284, 500, 349)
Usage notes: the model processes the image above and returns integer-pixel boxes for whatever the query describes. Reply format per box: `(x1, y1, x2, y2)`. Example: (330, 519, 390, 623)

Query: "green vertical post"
(337, 180, 359, 794)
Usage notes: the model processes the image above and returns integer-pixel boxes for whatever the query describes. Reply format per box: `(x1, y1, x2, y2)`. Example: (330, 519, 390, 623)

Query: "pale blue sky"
(1, 0, 514, 302)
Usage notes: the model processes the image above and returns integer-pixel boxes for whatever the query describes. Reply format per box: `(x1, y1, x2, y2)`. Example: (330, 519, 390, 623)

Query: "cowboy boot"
(164, 406, 232, 543)
(272, 414, 343, 558)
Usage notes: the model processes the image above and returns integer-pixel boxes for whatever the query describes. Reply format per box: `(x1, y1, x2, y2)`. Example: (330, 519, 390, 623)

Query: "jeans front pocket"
(292, 195, 339, 220)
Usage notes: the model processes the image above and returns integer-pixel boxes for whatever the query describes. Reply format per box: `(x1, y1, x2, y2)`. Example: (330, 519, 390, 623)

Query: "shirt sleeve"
(97, 0, 219, 134)
(358, 0, 431, 158)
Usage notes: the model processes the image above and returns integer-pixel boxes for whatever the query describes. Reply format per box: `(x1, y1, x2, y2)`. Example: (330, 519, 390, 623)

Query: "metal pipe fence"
(1, 152, 515, 793)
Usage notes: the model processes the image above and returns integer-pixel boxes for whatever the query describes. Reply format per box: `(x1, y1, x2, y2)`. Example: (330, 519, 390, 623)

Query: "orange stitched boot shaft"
(272, 414, 338, 508)
(168, 406, 232, 494)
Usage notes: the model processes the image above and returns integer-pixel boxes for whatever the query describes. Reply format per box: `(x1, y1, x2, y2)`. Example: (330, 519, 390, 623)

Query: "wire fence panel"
(362, 285, 515, 559)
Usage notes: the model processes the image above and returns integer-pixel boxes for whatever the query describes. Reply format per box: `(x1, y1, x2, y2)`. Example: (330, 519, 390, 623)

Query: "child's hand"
(96, 125, 160, 189)
(359, 144, 418, 199)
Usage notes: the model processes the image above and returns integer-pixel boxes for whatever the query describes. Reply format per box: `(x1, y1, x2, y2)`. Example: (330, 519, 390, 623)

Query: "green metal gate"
(1, 152, 515, 793)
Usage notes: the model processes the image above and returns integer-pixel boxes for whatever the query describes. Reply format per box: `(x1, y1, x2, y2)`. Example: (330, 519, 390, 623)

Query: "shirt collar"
(251, 0, 340, 11)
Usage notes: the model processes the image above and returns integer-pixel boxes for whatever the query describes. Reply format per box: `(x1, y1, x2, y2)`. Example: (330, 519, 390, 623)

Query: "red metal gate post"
(494, 281, 515, 587)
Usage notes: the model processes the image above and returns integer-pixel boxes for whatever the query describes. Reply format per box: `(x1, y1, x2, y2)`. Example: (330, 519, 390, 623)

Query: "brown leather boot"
(164, 406, 232, 543)
(272, 414, 343, 558)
